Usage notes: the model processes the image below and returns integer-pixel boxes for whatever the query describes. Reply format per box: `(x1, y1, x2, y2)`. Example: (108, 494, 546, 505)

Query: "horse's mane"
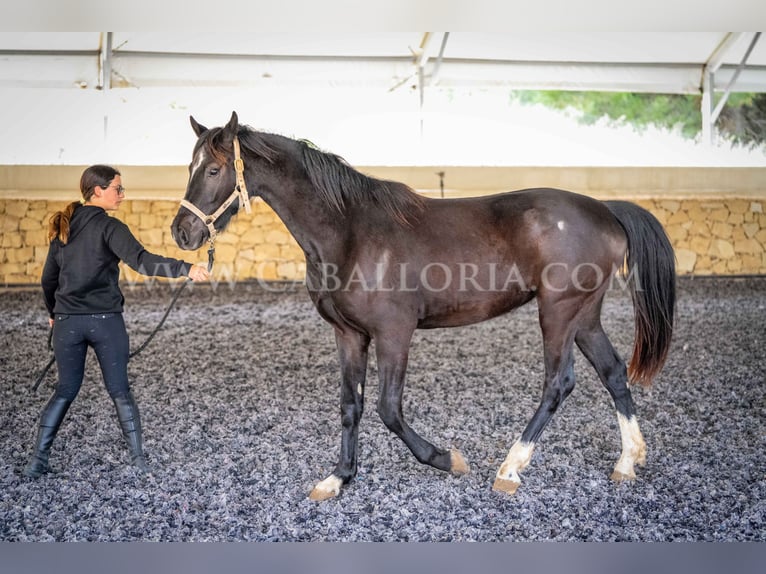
(222, 126, 425, 226)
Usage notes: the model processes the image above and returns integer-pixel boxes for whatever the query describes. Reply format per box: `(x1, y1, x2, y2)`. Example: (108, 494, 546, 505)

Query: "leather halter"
(179, 137, 252, 246)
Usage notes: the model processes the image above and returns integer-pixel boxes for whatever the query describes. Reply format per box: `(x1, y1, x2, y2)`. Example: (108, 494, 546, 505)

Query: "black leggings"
(52, 313, 131, 401)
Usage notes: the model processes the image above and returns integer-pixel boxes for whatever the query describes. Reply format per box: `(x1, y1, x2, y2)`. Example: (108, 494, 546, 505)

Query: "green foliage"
(510, 90, 765, 147)
(719, 93, 766, 148)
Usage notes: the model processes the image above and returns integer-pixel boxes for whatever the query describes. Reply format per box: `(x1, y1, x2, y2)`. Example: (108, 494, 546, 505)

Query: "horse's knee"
(340, 401, 362, 429)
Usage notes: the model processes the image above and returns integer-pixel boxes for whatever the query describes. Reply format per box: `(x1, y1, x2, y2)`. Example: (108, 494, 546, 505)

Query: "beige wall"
(1, 165, 765, 285)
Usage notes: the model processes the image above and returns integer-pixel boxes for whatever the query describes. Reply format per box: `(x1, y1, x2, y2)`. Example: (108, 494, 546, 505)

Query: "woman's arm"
(40, 243, 60, 317)
(105, 218, 203, 279)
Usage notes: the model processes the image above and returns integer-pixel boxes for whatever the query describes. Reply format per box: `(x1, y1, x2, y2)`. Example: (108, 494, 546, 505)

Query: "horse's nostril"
(172, 223, 189, 247)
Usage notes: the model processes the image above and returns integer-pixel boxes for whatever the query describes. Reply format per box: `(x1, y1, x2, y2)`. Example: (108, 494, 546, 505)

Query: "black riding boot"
(23, 395, 72, 478)
(113, 392, 149, 473)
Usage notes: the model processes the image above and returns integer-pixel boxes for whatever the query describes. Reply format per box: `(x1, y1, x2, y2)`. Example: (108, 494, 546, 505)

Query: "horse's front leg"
(309, 328, 370, 501)
(375, 330, 470, 477)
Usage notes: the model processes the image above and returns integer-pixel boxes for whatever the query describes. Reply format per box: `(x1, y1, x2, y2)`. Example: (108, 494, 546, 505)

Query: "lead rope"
(31, 247, 216, 393)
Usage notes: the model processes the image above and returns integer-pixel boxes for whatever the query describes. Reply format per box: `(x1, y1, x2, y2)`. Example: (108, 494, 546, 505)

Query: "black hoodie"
(41, 205, 192, 317)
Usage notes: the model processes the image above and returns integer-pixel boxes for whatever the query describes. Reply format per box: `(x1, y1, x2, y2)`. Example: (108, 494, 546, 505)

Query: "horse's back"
(422, 187, 627, 263)
(384, 188, 627, 329)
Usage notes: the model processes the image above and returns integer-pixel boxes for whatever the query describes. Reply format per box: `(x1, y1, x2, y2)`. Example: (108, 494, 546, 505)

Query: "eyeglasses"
(104, 184, 126, 196)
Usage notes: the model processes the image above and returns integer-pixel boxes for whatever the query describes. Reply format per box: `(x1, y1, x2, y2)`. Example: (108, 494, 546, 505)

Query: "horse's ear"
(190, 116, 207, 137)
(222, 111, 239, 144)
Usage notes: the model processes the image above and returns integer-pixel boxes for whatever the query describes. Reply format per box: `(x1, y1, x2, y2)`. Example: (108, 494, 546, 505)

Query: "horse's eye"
(208, 168, 220, 176)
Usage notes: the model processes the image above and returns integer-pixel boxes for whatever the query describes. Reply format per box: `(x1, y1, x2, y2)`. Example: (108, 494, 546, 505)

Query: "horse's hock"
(1, 165, 765, 285)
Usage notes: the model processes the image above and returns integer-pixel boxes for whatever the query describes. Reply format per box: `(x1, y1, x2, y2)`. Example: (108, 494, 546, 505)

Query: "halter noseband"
(180, 137, 252, 247)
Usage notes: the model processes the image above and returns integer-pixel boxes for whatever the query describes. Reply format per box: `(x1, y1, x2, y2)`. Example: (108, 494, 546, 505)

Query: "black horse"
(171, 112, 675, 500)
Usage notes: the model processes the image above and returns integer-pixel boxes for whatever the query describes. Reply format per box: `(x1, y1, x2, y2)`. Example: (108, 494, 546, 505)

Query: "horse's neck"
(255, 180, 344, 265)
(244, 136, 347, 264)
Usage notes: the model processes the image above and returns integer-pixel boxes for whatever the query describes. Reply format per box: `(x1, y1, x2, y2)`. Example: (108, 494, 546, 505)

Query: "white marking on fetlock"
(309, 474, 343, 501)
(612, 413, 646, 480)
(495, 440, 535, 485)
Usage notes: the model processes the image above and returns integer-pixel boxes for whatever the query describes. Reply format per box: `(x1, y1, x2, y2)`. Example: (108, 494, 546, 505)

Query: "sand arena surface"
(1, 277, 764, 541)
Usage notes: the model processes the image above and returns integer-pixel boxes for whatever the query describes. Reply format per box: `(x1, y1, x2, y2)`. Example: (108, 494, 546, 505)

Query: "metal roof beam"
(1, 50, 766, 94)
(112, 53, 766, 93)
(702, 33, 741, 144)
(0, 51, 99, 88)
(704, 32, 743, 74)
(711, 32, 761, 122)
(702, 32, 761, 145)
(98, 32, 113, 90)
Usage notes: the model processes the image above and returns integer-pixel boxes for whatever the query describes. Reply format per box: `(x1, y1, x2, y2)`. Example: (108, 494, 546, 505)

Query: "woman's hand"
(188, 264, 210, 282)
(49, 318, 54, 328)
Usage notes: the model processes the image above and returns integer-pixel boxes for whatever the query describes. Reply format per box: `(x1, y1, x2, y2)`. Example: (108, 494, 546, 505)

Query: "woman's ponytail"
(48, 201, 81, 244)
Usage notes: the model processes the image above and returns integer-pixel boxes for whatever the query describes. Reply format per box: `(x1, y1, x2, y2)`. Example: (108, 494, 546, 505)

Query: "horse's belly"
(417, 289, 535, 329)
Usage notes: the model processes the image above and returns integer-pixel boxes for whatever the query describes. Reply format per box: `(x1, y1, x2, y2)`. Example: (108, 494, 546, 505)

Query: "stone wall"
(1, 165, 764, 285)
(0, 198, 305, 285)
(637, 198, 766, 275)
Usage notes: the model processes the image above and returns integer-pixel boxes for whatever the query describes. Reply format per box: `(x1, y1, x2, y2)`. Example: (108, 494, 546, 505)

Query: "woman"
(24, 164, 209, 478)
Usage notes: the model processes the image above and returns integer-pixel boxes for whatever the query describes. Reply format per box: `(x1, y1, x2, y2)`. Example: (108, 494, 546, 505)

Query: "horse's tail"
(605, 200, 676, 387)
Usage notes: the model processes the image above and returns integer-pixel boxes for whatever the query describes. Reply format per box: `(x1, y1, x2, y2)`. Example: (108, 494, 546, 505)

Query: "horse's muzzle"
(170, 214, 205, 251)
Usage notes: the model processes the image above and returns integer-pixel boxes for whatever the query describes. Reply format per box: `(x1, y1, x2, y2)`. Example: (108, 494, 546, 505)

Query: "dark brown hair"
(48, 165, 120, 243)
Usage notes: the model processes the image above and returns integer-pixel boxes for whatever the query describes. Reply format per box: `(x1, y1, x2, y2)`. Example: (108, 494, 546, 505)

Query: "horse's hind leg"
(575, 319, 646, 481)
(493, 300, 578, 495)
(310, 328, 370, 501)
(493, 354, 576, 494)
(375, 330, 470, 477)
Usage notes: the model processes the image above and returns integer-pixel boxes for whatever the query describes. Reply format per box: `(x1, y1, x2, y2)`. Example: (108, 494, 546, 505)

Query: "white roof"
(1, 32, 765, 167)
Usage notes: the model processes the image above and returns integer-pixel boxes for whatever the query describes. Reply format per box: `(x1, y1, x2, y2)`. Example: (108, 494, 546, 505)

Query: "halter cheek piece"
(179, 137, 252, 247)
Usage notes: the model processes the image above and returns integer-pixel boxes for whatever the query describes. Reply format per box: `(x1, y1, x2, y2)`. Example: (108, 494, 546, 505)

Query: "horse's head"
(171, 111, 249, 251)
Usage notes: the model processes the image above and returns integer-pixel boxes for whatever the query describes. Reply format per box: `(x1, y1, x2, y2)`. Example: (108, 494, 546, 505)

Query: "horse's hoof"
(610, 470, 636, 482)
(492, 477, 520, 495)
(450, 449, 470, 475)
(309, 487, 338, 501)
(309, 475, 342, 501)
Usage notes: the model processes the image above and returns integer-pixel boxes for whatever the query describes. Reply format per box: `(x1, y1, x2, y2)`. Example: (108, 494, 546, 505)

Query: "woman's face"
(95, 175, 125, 211)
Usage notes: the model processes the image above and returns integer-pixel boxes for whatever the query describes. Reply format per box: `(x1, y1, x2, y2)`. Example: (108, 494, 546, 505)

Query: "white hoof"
(450, 449, 470, 475)
(309, 474, 342, 501)
(492, 477, 521, 495)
